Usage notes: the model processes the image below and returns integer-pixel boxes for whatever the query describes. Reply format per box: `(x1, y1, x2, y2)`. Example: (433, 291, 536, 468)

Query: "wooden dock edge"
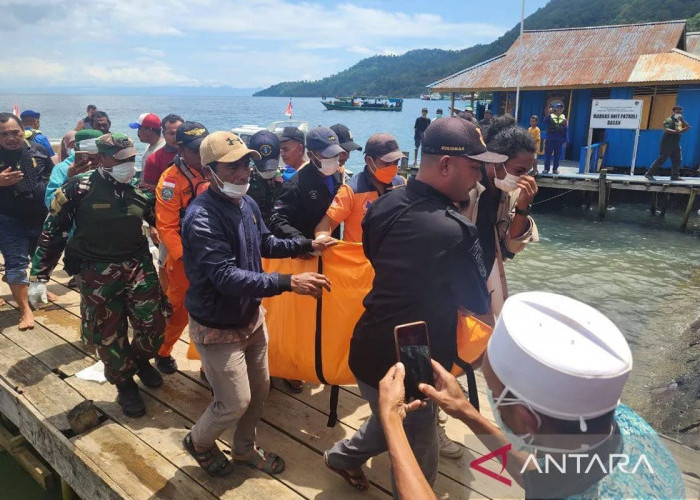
(0, 376, 127, 500)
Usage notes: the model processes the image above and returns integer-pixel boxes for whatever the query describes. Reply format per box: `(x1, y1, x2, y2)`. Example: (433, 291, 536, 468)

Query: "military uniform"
(155, 156, 208, 358)
(247, 169, 283, 226)
(31, 169, 167, 383)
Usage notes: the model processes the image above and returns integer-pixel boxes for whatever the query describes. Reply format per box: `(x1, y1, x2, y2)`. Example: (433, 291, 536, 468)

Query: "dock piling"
(680, 189, 696, 232)
(597, 169, 608, 220)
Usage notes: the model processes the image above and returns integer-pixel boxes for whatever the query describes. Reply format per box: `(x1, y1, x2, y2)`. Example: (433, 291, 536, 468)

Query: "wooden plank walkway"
(0, 271, 699, 499)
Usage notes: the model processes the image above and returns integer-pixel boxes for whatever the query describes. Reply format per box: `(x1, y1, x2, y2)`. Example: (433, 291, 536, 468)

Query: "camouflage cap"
(96, 133, 139, 160)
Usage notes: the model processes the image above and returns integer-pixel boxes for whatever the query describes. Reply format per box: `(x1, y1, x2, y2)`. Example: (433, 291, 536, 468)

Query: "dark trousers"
(544, 138, 563, 171)
(647, 148, 681, 178)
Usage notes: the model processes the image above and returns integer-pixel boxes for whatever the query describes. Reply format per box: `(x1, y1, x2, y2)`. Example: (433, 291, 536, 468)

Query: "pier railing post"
(680, 189, 696, 232)
(597, 169, 608, 220)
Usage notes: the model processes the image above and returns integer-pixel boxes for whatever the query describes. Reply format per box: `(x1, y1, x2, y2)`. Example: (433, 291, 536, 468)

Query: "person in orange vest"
(154, 121, 210, 374)
(314, 133, 406, 242)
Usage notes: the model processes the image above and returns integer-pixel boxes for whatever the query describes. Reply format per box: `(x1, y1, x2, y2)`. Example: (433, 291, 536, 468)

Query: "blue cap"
(305, 126, 344, 158)
(20, 110, 40, 119)
(249, 130, 280, 172)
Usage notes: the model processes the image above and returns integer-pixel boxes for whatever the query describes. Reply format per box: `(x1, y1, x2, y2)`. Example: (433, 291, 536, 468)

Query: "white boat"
(230, 120, 309, 145)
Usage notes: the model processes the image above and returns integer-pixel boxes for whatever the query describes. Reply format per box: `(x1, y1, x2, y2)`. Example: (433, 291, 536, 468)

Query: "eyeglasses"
(0, 130, 24, 139)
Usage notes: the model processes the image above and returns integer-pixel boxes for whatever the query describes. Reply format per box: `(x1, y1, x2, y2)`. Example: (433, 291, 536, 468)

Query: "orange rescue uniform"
(155, 160, 208, 357)
(325, 167, 405, 242)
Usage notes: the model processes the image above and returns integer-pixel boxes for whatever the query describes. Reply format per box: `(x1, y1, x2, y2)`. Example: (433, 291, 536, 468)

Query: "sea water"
(2, 94, 699, 438)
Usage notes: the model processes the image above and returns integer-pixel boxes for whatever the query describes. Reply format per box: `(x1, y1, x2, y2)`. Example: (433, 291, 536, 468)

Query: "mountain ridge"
(255, 0, 700, 98)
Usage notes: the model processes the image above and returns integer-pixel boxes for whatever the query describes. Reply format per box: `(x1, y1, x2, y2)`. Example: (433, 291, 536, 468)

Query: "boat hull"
(321, 102, 402, 111)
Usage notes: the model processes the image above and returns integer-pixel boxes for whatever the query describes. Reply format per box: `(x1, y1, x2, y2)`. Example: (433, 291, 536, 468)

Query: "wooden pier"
(535, 163, 700, 231)
(1, 269, 699, 499)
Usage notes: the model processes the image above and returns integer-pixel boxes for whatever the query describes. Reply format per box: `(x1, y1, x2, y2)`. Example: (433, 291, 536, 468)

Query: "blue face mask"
(486, 386, 538, 453)
(486, 386, 612, 454)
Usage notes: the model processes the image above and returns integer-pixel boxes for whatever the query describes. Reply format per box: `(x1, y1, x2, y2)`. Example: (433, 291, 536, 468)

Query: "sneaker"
(437, 423, 464, 459)
(553, 169, 559, 175)
(116, 378, 146, 418)
(136, 359, 163, 388)
(155, 354, 178, 374)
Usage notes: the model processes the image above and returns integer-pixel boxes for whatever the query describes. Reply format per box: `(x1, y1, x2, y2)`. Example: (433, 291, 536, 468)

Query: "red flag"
(285, 99, 292, 118)
(12, 103, 19, 117)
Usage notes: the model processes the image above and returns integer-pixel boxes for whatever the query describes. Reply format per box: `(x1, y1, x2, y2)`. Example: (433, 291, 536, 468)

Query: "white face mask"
(106, 161, 136, 184)
(494, 168, 520, 193)
(315, 153, 339, 176)
(209, 167, 249, 199)
(258, 169, 277, 180)
(674, 113, 683, 119)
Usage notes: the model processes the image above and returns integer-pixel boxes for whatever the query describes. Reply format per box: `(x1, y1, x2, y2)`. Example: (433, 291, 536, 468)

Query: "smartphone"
(394, 321, 433, 402)
(74, 151, 90, 163)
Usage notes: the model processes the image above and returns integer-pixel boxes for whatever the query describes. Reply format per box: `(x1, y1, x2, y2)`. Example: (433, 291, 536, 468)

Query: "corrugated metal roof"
(686, 32, 700, 56)
(629, 49, 700, 82)
(431, 21, 690, 92)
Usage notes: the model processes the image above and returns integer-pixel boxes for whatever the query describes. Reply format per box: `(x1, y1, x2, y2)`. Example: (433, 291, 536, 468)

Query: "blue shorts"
(0, 213, 42, 285)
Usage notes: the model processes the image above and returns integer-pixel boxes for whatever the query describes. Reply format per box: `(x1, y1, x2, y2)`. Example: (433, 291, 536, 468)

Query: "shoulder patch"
(161, 187, 174, 201)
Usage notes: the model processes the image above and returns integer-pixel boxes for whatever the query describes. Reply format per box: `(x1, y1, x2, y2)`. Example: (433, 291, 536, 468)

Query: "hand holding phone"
(394, 321, 434, 402)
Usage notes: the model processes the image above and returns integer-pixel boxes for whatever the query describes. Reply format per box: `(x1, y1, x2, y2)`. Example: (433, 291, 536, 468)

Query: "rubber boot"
(116, 378, 146, 418)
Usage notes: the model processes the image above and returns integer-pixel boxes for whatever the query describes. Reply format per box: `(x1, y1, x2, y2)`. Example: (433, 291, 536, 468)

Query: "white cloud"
(0, 0, 509, 87)
(0, 57, 68, 79)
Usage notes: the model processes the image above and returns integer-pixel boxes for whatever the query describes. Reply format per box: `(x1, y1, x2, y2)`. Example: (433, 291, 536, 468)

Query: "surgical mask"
(315, 154, 339, 176)
(106, 161, 136, 184)
(493, 167, 520, 193)
(674, 113, 683, 120)
(368, 158, 398, 184)
(208, 166, 249, 199)
(258, 169, 277, 180)
(486, 387, 613, 454)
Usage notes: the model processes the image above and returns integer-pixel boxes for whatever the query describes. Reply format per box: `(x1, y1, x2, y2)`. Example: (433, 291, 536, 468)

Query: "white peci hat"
(487, 291, 633, 422)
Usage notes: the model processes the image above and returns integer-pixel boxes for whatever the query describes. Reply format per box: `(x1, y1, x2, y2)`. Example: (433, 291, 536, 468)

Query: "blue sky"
(0, 0, 550, 89)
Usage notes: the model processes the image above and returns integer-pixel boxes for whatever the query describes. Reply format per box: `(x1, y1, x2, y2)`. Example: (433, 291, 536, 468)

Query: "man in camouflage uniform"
(29, 133, 167, 418)
(247, 130, 283, 225)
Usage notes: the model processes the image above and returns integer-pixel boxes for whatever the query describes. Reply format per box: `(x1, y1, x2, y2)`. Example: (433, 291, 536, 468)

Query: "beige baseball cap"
(200, 131, 262, 166)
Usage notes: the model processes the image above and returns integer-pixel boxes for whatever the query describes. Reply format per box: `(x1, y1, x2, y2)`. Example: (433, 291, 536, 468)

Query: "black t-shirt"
(349, 179, 490, 388)
(414, 116, 431, 135)
(475, 168, 501, 274)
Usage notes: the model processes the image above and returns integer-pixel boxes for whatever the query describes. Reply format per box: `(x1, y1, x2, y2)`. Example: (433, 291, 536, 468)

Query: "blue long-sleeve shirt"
(45, 150, 73, 208)
(181, 188, 313, 329)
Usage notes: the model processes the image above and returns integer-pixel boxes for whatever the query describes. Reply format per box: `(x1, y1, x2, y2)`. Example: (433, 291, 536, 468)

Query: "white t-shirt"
(141, 138, 165, 172)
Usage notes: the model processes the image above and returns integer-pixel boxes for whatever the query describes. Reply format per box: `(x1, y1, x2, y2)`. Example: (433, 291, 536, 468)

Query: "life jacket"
(547, 113, 567, 134)
(24, 128, 41, 142)
(173, 154, 208, 219)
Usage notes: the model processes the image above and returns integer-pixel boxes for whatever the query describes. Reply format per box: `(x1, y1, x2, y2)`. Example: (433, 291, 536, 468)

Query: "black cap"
(176, 121, 209, 150)
(330, 124, 362, 152)
(421, 117, 508, 163)
(364, 133, 405, 163)
(249, 130, 280, 172)
(305, 126, 344, 157)
(280, 126, 305, 144)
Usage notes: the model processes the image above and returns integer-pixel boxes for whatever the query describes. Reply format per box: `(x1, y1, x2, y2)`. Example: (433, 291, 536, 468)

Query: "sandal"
(284, 378, 303, 394)
(183, 432, 234, 477)
(235, 446, 285, 475)
(324, 451, 369, 491)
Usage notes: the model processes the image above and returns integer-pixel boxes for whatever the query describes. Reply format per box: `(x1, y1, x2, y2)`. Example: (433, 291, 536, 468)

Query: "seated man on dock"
(180, 131, 337, 477)
(378, 292, 686, 500)
(29, 134, 167, 419)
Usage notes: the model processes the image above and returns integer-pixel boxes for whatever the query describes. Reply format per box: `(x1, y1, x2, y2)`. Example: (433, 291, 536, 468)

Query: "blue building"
(430, 21, 700, 171)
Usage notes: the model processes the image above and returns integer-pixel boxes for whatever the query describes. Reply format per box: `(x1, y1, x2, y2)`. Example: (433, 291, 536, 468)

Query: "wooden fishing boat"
(321, 96, 403, 111)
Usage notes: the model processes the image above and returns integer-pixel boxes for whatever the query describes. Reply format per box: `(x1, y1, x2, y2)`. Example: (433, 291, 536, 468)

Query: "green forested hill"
(255, 0, 700, 97)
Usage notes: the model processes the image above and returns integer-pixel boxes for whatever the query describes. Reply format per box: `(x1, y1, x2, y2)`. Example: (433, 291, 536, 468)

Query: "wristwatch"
(514, 204, 532, 216)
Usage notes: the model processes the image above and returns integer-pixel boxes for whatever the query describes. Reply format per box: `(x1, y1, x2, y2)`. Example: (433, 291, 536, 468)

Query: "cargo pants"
(158, 256, 189, 357)
(79, 254, 168, 384)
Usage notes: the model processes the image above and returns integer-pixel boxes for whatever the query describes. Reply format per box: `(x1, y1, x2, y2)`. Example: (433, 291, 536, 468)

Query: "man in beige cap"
(378, 291, 686, 499)
(29, 133, 166, 419)
(180, 131, 338, 477)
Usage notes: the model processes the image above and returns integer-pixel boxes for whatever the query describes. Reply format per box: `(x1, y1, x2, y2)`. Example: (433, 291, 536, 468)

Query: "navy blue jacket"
(181, 188, 313, 329)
